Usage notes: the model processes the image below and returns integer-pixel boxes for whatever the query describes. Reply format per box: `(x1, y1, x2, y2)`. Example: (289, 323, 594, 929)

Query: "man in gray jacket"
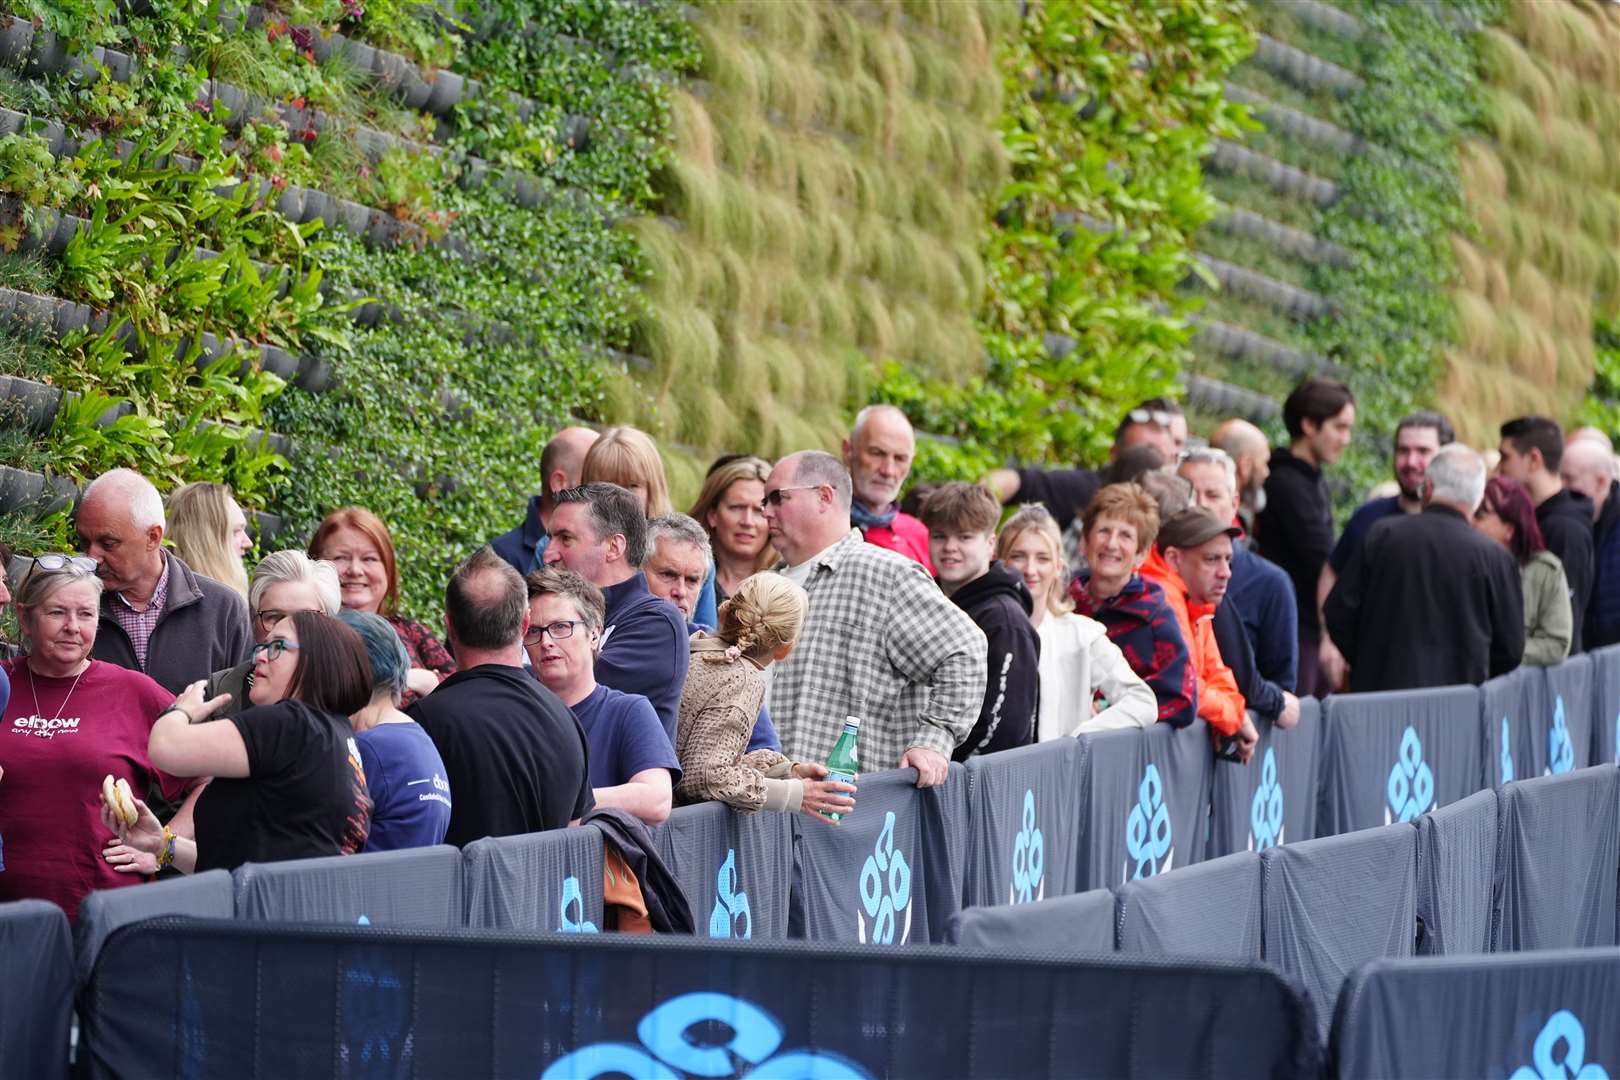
(79, 469, 254, 694)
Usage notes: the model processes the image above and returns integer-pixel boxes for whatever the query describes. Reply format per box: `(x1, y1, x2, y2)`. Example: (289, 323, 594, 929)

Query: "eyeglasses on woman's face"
(522, 619, 585, 645)
(252, 638, 301, 662)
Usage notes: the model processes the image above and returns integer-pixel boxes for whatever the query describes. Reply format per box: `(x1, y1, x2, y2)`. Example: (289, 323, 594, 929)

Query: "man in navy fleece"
(544, 482, 689, 740)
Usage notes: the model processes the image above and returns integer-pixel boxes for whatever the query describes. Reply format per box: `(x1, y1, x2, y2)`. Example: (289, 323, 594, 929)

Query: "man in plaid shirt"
(763, 451, 986, 787)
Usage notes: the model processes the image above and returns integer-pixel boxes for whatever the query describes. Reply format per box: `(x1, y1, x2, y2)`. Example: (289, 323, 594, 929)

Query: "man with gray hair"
(842, 404, 932, 570)
(1325, 444, 1523, 692)
(763, 450, 986, 787)
(644, 512, 712, 624)
(79, 468, 252, 693)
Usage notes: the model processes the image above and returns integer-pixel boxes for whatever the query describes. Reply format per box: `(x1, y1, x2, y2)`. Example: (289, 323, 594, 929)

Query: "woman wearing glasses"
(0, 556, 186, 920)
(101, 611, 373, 874)
(205, 551, 342, 716)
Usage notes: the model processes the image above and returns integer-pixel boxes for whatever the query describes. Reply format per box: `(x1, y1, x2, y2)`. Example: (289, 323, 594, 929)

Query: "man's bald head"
(541, 426, 599, 501)
(445, 546, 529, 651)
(1212, 418, 1271, 504)
(1561, 437, 1615, 518)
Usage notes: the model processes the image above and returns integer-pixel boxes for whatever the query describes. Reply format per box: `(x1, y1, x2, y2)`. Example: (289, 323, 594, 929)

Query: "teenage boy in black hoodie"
(918, 483, 1040, 762)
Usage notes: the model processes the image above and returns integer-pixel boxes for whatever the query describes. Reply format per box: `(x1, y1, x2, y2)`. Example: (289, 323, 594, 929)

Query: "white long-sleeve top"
(1035, 611, 1159, 741)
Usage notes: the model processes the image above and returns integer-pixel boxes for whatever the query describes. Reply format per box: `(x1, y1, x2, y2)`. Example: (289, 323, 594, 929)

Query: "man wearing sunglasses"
(79, 469, 254, 694)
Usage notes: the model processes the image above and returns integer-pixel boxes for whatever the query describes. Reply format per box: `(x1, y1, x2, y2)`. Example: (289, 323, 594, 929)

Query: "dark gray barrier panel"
(464, 824, 605, 932)
(0, 899, 72, 1080)
(1076, 721, 1213, 889)
(1117, 851, 1262, 961)
(1209, 700, 1321, 857)
(1261, 822, 1417, 1041)
(963, 739, 1082, 907)
(82, 918, 1323, 1079)
(654, 801, 793, 940)
(1493, 766, 1620, 951)
(1318, 685, 1482, 836)
(1333, 949, 1620, 1080)
(1542, 655, 1594, 776)
(1592, 646, 1620, 764)
(234, 845, 463, 928)
(946, 888, 1116, 953)
(75, 870, 234, 985)
(1414, 788, 1496, 956)
(789, 765, 968, 944)
(1482, 667, 1538, 788)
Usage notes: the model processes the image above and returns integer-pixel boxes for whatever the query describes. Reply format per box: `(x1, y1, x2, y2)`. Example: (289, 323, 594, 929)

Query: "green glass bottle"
(823, 715, 861, 821)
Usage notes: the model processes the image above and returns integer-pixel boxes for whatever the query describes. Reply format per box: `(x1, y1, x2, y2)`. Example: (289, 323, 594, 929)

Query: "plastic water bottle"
(824, 715, 860, 822)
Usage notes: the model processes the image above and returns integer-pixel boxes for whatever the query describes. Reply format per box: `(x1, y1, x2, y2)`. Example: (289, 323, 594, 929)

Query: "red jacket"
(1139, 547, 1246, 737)
(861, 511, 934, 573)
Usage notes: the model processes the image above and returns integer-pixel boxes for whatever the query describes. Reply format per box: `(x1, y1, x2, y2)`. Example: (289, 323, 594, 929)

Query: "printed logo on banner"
(340, 951, 410, 1076)
(1546, 696, 1575, 775)
(709, 848, 752, 939)
(1386, 725, 1435, 825)
(1509, 1009, 1608, 1080)
(1010, 788, 1045, 904)
(539, 991, 875, 1080)
(1124, 763, 1173, 882)
(1248, 747, 1284, 851)
(1501, 717, 1515, 783)
(856, 811, 912, 945)
(559, 874, 599, 934)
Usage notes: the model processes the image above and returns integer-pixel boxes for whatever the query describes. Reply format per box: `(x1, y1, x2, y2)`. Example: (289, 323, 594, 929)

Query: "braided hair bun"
(706, 572, 807, 665)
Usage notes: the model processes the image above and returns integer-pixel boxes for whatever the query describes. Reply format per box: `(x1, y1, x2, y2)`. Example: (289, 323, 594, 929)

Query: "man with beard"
(842, 404, 932, 571)
(1211, 418, 1271, 537)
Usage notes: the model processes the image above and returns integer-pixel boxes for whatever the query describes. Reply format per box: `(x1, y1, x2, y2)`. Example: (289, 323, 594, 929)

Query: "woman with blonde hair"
(689, 455, 776, 605)
(997, 505, 1156, 739)
(674, 573, 853, 822)
(167, 482, 253, 596)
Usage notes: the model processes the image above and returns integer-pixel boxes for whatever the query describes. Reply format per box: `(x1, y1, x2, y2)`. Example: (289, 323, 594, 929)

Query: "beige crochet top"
(674, 634, 803, 813)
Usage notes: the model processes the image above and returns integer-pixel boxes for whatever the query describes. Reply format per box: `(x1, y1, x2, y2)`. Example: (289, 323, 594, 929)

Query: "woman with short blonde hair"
(167, 482, 252, 596)
(582, 426, 673, 518)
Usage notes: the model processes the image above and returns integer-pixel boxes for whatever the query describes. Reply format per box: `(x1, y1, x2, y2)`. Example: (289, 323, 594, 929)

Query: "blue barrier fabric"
(1261, 823, 1417, 1041)
(946, 888, 1116, 953)
(1493, 766, 1620, 951)
(1414, 788, 1497, 956)
(1591, 646, 1620, 765)
(75, 870, 234, 985)
(1209, 700, 1321, 857)
(1333, 950, 1620, 1080)
(1542, 655, 1594, 776)
(1076, 721, 1212, 889)
(963, 739, 1082, 907)
(653, 801, 793, 941)
(1482, 667, 1538, 788)
(789, 765, 968, 944)
(233, 845, 463, 929)
(463, 825, 605, 932)
(0, 899, 72, 1080)
(1117, 851, 1262, 961)
(82, 919, 1322, 1079)
(1318, 686, 1482, 836)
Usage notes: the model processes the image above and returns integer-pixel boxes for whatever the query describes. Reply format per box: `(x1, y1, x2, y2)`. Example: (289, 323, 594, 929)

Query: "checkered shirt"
(767, 529, 987, 769)
(110, 554, 171, 671)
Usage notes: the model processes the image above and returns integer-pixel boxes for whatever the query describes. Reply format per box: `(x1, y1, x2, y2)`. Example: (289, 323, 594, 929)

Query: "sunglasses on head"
(1128, 408, 1176, 428)
(18, 553, 98, 589)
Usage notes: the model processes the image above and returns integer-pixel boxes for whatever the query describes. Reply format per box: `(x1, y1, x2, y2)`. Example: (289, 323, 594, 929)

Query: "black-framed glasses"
(18, 553, 98, 591)
(763, 485, 821, 508)
(253, 608, 312, 634)
(523, 620, 586, 645)
(252, 638, 301, 662)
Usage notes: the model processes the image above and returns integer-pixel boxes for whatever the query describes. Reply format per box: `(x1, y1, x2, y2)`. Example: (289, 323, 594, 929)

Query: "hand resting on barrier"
(791, 762, 856, 823)
(900, 746, 949, 787)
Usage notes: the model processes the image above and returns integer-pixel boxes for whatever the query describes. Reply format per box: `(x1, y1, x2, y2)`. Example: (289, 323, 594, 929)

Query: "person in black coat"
(1325, 444, 1524, 693)
(919, 484, 1040, 762)
(1499, 416, 1595, 653)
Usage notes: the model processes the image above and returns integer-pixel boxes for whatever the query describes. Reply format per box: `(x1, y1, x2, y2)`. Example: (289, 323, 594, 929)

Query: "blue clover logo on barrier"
(1010, 788, 1045, 904)
(709, 848, 752, 939)
(1502, 716, 1515, 782)
(1248, 747, 1284, 851)
(1510, 1009, 1609, 1080)
(559, 874, 598, 934)
(1547, 695, 1575, 775)
(539, 992, 874, 1080)
(1386, 725, 1435, 825)
(857, 811, 912, 945)
(1124, 762, 1173, 882)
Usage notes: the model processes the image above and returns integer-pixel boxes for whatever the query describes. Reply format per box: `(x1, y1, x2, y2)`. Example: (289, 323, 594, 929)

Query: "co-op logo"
(856, 811, 912, 945)
(1010, 789, 1045, 904)
(540, 992, 874, 1080)
(1248, 747, 1284, 851)
(1124, 763, 1173, 881)
(559, 875, 598, 934)
(1386, 725, 1435, 825)
(1547, 695, 1575, 775)
(709, 848, 752, 939)
(1510, 1009, 1608, 1079)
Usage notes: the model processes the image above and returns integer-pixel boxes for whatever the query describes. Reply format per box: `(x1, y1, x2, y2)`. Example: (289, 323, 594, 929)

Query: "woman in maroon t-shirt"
(0, 557, 186, 921)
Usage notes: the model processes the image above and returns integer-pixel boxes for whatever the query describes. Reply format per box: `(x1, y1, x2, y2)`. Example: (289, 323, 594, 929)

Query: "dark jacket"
(1070, 573, 1197, 727)
(204, 660, 253, 717)
(1588, 481, 1620, 649)
(1213, 599, 1284, 721)
(1256, 448, 1333, 639)
(1226, 543, 1298, 692)
(947, 561, 1040, 762)
(489, 495, 547, 575)
(597, 574, 690, 742)
(92, 552, 254, 694)
(1324, 505, 1524, 692)
(1537, 488, 1595, 654)
(583, 807, 694, 933)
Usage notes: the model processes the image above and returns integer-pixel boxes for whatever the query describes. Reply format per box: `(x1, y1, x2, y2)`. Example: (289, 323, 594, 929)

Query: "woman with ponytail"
(674, 573, 854, 822)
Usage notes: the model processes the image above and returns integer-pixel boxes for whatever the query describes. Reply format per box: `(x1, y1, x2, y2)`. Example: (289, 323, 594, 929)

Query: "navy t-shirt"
(1329, 496, 1404, 574)
(571, 684, 681, 789)
(356, 722, 452, 851)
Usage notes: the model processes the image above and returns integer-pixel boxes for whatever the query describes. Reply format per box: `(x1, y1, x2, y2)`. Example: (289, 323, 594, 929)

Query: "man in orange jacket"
(1139, 507, 1259, 763)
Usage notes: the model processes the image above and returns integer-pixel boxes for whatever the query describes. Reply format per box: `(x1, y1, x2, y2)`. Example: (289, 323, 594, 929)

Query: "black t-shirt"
(193, 700, 372, 873)
(1014, 467, 1101, 531)
(407, 664, 593, 847)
